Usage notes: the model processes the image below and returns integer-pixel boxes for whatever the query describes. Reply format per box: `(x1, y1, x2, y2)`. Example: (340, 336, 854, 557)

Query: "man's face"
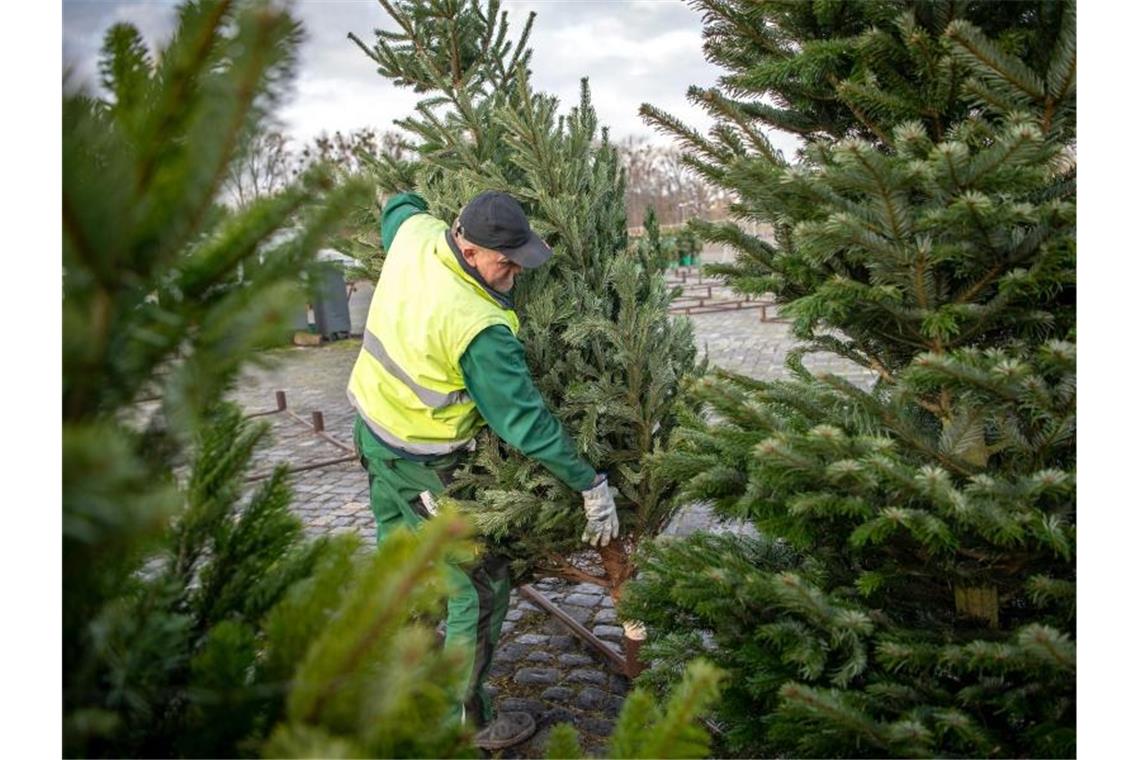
(463, 246, 524, 293)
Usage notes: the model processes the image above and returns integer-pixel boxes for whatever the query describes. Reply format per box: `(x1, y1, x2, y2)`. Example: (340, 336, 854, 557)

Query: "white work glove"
(581, 474, 620, 548)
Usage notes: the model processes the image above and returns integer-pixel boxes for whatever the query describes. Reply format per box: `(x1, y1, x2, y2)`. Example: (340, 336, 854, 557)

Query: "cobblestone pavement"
(228, 311, 873, 757)
(688, 308, 876, 386)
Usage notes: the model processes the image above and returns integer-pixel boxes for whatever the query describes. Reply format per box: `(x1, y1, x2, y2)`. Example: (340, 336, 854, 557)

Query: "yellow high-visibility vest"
(346, 213, 520, 456)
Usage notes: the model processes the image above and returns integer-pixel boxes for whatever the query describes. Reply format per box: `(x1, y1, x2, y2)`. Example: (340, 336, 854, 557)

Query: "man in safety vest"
(346, 190, 619, 751)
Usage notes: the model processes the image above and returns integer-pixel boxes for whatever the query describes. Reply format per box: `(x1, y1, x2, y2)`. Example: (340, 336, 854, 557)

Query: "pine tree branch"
(778, 683, 890, 750)
(448, 15, 461, 87)
(346, 31, 379, 65)
(845, 143, 907, 242)
(185, 8, 285, 251)
(830, 74, 893, 147)
(692, 86, 781, 164)
(504, 11, 535, 86)
(853, 340, 895, 385)
(823, 377, 974, 478)
(945, 20, 1046, 103)
(135, 0, 231, 196)
(303, 515, 466, 724)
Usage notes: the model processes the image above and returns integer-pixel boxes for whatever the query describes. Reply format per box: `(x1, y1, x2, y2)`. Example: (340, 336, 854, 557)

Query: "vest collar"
(444, 230, 514, 310)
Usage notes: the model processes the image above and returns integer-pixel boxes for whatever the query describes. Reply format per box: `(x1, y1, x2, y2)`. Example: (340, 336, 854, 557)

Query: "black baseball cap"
(456, 191, 553, 269)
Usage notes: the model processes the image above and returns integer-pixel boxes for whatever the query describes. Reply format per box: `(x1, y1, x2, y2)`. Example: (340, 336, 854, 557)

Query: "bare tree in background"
(222, 125, 416, 280)
(296, 128, 412, 175)
(618, 135, 728, 228)
(224, 128, 293, 208)
(294, 127, 417, 281)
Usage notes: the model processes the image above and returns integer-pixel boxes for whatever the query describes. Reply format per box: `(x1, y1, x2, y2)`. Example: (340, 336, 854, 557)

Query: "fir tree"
(349, 1, 700, 605)
(63, 2, 474, 755)
(637, 205, 669, 271)
(624, 1, 1076, 757)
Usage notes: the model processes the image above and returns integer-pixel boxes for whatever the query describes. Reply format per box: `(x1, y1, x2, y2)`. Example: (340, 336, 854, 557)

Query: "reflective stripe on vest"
(362, 329, 471, 409)
(347, 386, 474, 456)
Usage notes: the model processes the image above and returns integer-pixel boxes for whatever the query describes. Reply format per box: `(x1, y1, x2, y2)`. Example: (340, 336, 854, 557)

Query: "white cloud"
(62, 0, 793, 152)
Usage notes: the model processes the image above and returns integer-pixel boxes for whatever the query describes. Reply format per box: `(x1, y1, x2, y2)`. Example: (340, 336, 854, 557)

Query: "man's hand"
(581, 474, 620, 548)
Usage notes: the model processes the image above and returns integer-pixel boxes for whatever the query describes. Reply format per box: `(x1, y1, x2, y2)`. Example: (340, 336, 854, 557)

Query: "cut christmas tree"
(624, 1, 1076, 756)
(348, 0, 701, 668)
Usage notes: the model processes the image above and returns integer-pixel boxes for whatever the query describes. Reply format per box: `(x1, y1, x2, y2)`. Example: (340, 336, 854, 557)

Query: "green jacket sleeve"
(459, 325, 597, 492)
(381, 192, 430, 251)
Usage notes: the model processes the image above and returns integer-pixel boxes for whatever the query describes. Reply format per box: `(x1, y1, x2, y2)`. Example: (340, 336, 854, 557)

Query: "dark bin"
(312, 264, 351, 340)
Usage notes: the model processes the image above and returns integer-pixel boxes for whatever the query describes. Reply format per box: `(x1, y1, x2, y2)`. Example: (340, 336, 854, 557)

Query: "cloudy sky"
(62, 0, 803, 154)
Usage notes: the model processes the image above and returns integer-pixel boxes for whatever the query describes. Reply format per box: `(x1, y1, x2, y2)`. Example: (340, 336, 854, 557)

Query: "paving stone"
(594, 607, 617, 624)
(499, 697, 546, 716)
(558, 652, 596, 667)
(559, 604, 596, 625)
(514, 667, 559, 686)
(575, 686, 610, 711)
(526, 651, 554, 664)
(489, 659, 514, 678)
(541, 706, 577, 729)
(540, 686, 576, 703)
(593, 624, 625, 641)
(566, 668, 607, 686)
(581, 716, 615, 736)
(504, 607, 525, 622)
(548, 634, 578, 652)
(500, 621, 516, 635)
(541, 604, 594, 633)
(514, 633, 550, 646)
(564, 592, 604, 608)
(608, 674, 631, 695)
(494, 642, 529, 663)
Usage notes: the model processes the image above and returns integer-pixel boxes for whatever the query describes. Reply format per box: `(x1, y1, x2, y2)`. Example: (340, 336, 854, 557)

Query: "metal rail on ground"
(665, 269, 788, 321)
(244, 390, 356, 482)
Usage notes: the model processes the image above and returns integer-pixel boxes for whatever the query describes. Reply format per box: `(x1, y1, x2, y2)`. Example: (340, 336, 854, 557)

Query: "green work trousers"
(353, 417, 510, 727)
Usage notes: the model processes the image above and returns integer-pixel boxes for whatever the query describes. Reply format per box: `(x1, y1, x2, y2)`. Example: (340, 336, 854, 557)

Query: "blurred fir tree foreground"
(62, 1, 718, 756)
(624, 1, 1076, 757)
(61, 1, 483, 755)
